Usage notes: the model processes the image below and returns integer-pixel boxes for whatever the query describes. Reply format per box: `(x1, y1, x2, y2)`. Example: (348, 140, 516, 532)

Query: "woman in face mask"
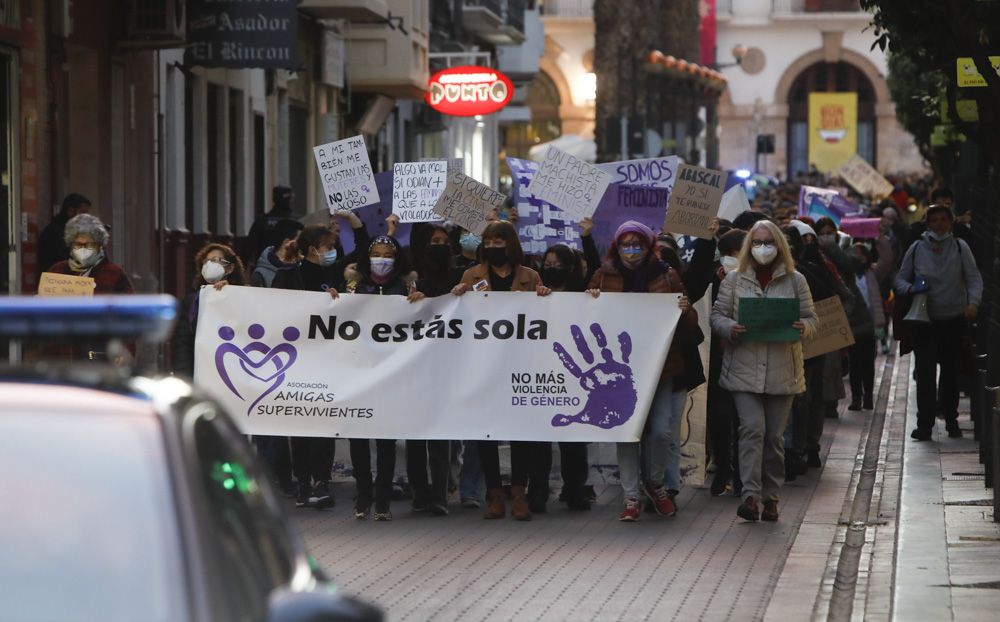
(455, 228, 482, 271)
(587, 221, 696, 523)
(351, 235, 424, 521)
(48, 213, 133, 294)
(707, 229, 746, 497)
(172, 243, 247, 378)
(452, 221, 551, 521)
(710, 220, 817, 523)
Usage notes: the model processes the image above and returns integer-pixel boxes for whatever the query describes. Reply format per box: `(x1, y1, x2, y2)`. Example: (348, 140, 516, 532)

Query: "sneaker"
(761, 500, 779, 522)
(412, 496, 429, 513)
(946, 421, 962, 438)
(295, 482, 312, 508)
(584, 485, 598, 503)
(619, 498, 641, 522)
(910, 428, 932, 441)
(311, 482, 335, 510)
(460, 498, 481, 509)
(710, 472, 731, 497)
(354, 493, 372, 520)
(429, 502, 449, 516)
(641, 482, 677, 517)
(737, 496, 760, 522)
(374, 500, 392, 521)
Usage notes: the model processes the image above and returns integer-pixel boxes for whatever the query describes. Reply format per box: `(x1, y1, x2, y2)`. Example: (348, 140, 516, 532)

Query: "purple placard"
(340, 172, 412, 255)
(840, 218, 881, 239)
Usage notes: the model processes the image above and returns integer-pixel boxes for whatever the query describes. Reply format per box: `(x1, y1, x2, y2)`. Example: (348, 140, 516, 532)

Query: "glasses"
(208, 258, 233, 267)
(71, 242, 99, 251)
(751, 240, 776, 248)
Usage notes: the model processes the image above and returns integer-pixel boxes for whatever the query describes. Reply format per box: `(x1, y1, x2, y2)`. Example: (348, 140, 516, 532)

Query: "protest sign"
(392, 161, 447, 223)
(840, 218, 882, 239)
(313, 135, 380, 212)
(798, 185, 839, 216)
(738, 297, 800, 342)
(37, 272, 95, 297)
(526, 147, 612, 219)
(596, 156, 679, 192)
(663, 164, 725, 239)
(433, 169, 505, 235)
(195, 287, 683, 442)
(837, 154, 894, 197)
(718, 184, 751, 223)
(829, 194, 862, 220)
(809, 196, 841, 226)
(802, 296, 855, 360)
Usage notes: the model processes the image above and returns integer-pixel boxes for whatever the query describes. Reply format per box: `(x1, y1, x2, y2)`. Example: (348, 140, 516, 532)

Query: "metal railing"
(464, 0, 504, 17)
(541, 0, 592, 18)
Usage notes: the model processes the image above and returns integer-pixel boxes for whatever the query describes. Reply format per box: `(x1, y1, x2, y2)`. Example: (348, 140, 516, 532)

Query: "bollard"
(985, 387, 999, 489)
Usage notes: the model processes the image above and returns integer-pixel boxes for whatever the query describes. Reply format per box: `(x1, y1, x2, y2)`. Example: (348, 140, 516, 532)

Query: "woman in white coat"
(710, 220, 817, 522)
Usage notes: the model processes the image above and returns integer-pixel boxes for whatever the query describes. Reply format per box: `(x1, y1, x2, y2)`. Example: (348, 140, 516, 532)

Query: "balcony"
(540, 0, 592, 18)
(299, 0, 388, 22)
(346, 0, 429, 99)
(463, 0, 526, 45)
(772, 0, 862, 13)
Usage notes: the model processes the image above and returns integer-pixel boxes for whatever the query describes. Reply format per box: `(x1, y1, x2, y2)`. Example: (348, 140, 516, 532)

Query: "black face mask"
(483, 247, 508, 268)
(427, 244, 451, 265)
(541, 267, 570, 288)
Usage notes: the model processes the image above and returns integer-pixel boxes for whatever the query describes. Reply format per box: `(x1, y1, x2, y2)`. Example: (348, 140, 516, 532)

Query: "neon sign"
(427, 66, 514, 117)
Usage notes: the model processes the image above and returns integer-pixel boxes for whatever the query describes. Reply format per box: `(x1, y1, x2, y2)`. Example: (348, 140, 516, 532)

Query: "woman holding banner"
(710, 220, 817, 523)
(586, 220, 696, 523)
(452, 221, 551, 521)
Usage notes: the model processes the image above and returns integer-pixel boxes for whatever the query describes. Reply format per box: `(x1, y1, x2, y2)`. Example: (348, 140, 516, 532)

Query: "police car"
(0, 296, 380, 622)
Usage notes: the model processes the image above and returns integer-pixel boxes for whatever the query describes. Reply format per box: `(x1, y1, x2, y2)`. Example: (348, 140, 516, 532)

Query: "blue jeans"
(458, 441, 484, 501)
(618, 378, 686, 500)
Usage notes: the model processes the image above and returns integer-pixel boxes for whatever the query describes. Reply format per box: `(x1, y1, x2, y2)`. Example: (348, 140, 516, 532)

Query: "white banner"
(392, 161, 446, 223)
(596, 155, 679, 192)
(194, 287, 682, 442)
(526, 146, 612, 218)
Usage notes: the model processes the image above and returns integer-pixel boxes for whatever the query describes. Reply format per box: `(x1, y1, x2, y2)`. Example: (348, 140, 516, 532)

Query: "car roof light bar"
(0, 295, 178, 342)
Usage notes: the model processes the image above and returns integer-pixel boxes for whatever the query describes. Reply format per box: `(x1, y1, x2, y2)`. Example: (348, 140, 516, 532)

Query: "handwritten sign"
(837, 154, 893, 197)
(738, 297, 800, 342)
(526, 146, 612, 219)
(596, 156, 679, 192)
(663, 164, 725, 240)
(802, 296, 855, 360)
(38, 272, 95, 297)
(433, 169, 505, 235)
(313, 135, 380, 212)
(392, 161, 447, 223)
(840, 218, 882, 239)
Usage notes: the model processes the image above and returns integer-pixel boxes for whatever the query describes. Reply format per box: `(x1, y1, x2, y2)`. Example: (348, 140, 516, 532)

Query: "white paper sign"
(194, 287, 682, 442)
(718, 184, 751, 223)
(432, 169, 505, 235)
(392, 161, 447, 223)
(313, 135, 379, 212)
(526, 146, 612, 218)
(596, 155, 679, 192)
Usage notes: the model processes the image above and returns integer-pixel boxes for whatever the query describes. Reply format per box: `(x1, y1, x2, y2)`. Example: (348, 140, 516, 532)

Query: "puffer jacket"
(710, 264, 818, 395)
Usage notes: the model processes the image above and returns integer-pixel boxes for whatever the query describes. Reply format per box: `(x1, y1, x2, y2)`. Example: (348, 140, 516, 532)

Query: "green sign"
(738, 297, 801, 342)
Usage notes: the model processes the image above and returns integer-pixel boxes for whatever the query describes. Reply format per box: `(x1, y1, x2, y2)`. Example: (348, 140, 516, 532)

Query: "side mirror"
(268, 587, 382, 622)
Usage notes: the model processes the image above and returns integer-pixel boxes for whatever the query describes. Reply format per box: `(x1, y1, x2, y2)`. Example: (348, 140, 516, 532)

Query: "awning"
(528, 134, 597, 163)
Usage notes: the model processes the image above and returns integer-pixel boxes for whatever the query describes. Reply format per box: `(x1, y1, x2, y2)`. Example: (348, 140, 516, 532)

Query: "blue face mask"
(460, 232, 482, 253)
(319, 249, 338, 267)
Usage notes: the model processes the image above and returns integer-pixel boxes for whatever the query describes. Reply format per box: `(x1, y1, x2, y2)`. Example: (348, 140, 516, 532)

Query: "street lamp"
(714, 44, 748, 70)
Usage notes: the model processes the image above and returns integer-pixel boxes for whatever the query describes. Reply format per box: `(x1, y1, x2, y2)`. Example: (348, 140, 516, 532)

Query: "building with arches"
(716, 0, 927, 178)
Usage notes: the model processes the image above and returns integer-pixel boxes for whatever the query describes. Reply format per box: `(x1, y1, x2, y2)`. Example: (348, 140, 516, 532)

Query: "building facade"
(716, 0, 927, 177)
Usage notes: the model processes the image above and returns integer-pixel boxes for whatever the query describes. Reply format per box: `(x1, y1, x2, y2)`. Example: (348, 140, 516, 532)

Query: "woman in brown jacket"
(452, 221, 551, 521)
(587, 220, 695, 522)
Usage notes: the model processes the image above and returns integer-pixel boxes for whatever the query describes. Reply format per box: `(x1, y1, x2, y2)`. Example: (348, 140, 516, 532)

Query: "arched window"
(786, 61, 876, 178)
(501, 71, 563, 162)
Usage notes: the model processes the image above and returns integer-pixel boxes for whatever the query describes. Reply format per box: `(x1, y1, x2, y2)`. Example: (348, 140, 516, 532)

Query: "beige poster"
(802, 296, 855, 360)
(38, 272, 95, 297)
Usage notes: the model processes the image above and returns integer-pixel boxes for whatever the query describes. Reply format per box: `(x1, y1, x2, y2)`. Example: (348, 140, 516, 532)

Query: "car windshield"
(0, 408, 186, 622)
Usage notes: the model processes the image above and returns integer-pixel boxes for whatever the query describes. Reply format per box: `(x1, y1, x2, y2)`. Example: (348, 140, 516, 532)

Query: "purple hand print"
(214, 323, 300, 415)
(551, 323, 638, 429)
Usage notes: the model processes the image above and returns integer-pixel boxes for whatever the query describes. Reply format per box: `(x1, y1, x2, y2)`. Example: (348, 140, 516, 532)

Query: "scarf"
(68, 249, 104, 275)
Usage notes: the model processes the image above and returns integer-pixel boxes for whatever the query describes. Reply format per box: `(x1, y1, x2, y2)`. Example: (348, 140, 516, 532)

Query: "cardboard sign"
(802, 296, 855, 360)
(595, 156, 679, 192)
(738, 297, 800, 342)
(392, 161, 447, 223)
(526, 147, 612, 219)
(38, 272, 95, 297)
(432, 169, 505, 235)
(837, 154, 893, 197)
(313, 135, 380, 212)
(663, 164, 725, 240)
(840, 218, 882, 239)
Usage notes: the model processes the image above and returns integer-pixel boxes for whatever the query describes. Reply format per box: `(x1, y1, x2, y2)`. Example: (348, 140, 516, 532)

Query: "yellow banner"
(808, 92, 858, 173)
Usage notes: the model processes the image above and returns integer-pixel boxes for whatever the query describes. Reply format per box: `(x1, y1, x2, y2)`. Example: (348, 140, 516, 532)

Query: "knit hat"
(614, 220, 655, 246)
(789, 219, 817, 239)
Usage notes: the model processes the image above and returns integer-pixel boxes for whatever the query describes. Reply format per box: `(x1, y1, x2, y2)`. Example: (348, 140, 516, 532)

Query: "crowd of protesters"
(36, 167, 983, 524)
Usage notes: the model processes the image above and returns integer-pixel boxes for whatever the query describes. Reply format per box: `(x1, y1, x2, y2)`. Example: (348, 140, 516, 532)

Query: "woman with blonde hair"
(710, 220, 817, 522)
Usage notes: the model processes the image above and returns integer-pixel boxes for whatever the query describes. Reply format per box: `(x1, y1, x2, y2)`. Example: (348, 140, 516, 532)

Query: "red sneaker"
(619, 498, 641, 522)
(642, 482, 677, 517)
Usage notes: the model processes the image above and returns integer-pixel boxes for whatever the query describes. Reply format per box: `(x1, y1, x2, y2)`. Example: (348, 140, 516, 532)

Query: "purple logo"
(215, 323, 300, 415)
(551, 323, 637, 429)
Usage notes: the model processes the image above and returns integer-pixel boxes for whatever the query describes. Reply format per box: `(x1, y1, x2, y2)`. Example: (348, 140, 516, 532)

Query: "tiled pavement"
(292, 354, 1000, 621)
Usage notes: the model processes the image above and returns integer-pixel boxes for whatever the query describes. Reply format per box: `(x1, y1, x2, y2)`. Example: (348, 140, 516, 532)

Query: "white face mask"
(720, 256, 740, 274)
(819, 234, 837, 246)
(370, 257, 395, 277)
(928, 230, 952, 242)
(201, 260, 227, 284)
(71, 248, 96, 265)
(752, 245, 778, 266)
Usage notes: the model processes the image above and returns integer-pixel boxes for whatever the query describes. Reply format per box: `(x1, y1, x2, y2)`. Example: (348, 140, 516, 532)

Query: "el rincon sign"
(186, 0, 299, 70)
(427, 66, 514, 117)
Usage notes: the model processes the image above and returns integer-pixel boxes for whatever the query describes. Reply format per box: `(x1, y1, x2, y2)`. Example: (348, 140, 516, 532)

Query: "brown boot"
(511, 485, 532, 521)
(761, 500, 779, 522)
(737, 496, 760, 522)
(483, 488, 506, 519)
